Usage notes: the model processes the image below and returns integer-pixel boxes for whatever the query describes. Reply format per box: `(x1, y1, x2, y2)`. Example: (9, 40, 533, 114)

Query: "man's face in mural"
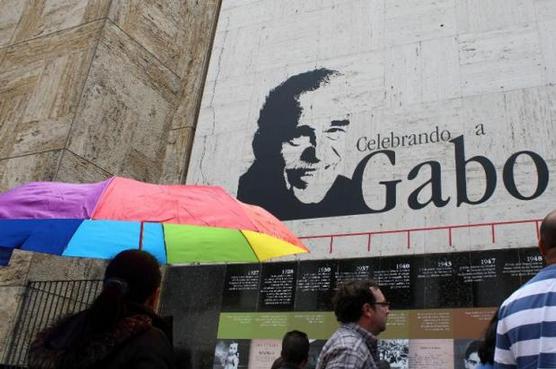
(281, 81, 351, 204)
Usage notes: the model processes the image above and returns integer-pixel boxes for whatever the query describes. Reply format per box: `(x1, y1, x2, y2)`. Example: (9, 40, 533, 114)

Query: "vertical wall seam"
(54, 18, 109, 180)
(180, 0, 224, 185)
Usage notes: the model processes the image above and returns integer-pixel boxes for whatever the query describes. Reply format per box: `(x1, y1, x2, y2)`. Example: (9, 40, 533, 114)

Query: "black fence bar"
(1, 280, 102, 368)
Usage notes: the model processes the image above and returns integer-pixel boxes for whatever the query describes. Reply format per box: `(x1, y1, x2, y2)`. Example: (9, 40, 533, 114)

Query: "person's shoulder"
(132, 326, 172, 351)
(327, 326, 366, 347)
(117, 326, 175, 367)
(501, 268, 556, 310)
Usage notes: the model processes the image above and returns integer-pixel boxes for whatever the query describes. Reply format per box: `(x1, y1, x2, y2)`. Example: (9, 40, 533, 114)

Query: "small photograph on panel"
(213, 340, 251, 369)
(408, 339, 454, 369)
(379, 339, 409, 369)
(453, 339, 481, 369)
(247, 339, 281, 369)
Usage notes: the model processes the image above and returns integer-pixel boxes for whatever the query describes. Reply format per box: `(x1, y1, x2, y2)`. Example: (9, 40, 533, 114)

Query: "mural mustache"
(236, 69, 550, 221)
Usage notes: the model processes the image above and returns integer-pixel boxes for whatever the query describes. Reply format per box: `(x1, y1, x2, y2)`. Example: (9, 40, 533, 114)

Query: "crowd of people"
(26, 210, 556, 369)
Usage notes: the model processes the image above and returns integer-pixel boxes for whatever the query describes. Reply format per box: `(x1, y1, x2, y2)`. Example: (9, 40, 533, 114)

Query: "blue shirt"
(477, 363, 494, 369)
(494, 264, 556, 369)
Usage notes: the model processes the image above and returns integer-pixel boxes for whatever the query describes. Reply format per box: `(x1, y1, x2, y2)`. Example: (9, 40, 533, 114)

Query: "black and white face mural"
(237, 68, 371, 220)
(237, 67, 550, 221)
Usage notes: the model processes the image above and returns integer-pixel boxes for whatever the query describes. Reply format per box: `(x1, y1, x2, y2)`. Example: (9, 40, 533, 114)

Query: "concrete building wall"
(0, 0, 221, 359)
(188, 0, 556, 259)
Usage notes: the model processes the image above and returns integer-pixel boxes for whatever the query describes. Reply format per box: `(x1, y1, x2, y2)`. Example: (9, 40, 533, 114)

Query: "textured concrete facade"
(0, 0, 221, 360)
(188, 0, 556, 259)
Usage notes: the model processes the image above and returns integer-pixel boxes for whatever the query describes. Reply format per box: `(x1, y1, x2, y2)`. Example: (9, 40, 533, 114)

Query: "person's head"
(478, 309, 499, 365)
(464, 340, 481, 369)
(103, 249, 162, 306)
(228, 342, 239, 356)
(89, 249, 162, 331)
(280, 330, 309, 368)
(332, 280, 390, 336)
(539, 210, 556, 263)
(253, 68, 352, 204)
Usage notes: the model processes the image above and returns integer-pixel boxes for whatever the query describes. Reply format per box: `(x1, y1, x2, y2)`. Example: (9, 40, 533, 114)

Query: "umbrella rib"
(238, 230, 259, 262)
(161, 223, 167, 264)
(138, 221, 144, 250)
(89, 177, 115, 218)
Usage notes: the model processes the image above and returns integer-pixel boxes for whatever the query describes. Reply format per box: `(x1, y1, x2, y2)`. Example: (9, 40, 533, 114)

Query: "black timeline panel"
(335, 257, 377, 288)
(420, 252, 473, 308)
(258, 262, 298, 312)
(159, 264, 227, 369)
(518, 247, 545, 285)
(294, 260, 338, 311)
(221, 263, 262, 312)
(377, 254, 424, 309)
(468, 248, 521, 307)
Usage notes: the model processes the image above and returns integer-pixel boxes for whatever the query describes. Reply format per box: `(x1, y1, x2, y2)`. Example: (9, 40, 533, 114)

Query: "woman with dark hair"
(28, 250, 175, 369)
(476, 310, 498, 369)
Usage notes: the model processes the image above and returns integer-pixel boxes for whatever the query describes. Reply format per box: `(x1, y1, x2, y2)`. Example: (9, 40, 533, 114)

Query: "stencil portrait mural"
(237, 68, 371, 220)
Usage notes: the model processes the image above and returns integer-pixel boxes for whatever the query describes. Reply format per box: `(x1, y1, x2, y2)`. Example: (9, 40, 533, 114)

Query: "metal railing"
(1, 280, 102, 368)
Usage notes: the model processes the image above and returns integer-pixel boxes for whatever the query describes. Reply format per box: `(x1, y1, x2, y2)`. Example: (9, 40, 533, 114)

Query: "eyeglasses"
(372, 301, 391, 308)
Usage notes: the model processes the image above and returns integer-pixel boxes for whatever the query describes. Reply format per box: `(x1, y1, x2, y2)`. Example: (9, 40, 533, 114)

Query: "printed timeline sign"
(159, 247, 544, 369)
(194, 248, 540, 369)
(187, 0, 556, 257)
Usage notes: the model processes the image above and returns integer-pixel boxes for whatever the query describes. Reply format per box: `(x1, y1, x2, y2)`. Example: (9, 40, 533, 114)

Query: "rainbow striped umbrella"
(0, 177, 308, 265)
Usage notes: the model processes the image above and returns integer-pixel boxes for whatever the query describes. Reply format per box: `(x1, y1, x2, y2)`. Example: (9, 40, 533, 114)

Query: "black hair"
(271, 357, 284, 369)
(465, 340, 481, 359)
(281, 330, 309, 365)
(333, 280, 379, 323)
(252, 68, 341, 162)
(88, 249, 161, 332)
(478, 310, 499, 364)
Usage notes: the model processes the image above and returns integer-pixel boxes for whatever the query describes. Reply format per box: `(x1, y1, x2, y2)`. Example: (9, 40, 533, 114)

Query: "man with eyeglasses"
(316, 280, 390, 369)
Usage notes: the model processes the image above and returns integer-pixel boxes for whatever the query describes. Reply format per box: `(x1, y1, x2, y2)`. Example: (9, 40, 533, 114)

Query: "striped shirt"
(494, 264, 556, 369)
(316, 323, 378, 369)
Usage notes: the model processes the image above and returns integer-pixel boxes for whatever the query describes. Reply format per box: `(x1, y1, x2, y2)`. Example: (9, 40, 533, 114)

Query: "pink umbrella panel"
(0, 177, 308, 265)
